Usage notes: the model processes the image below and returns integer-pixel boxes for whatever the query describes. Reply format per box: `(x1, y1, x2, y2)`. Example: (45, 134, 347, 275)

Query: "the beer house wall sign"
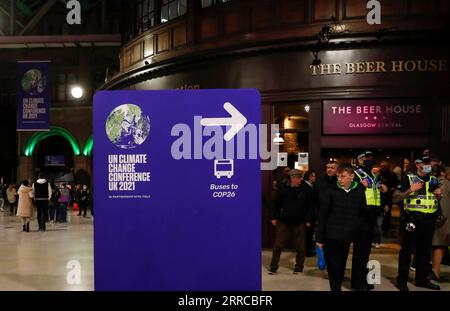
(310, 59, 448, 76)
(322, 99, 430, 135)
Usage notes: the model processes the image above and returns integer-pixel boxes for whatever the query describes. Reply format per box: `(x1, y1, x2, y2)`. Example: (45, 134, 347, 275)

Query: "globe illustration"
(22, 69, 47, 95)
(105, 104, 150, 149)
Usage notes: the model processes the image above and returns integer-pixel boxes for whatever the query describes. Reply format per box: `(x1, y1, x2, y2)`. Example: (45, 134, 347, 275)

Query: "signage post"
(94, 90, 261, 291)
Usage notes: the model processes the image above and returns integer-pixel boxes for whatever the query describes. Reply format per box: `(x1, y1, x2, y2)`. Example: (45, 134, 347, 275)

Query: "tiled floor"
(0, 209, 94, 291)
(1, 209, 448, 291)
(262, 245, 450, 291)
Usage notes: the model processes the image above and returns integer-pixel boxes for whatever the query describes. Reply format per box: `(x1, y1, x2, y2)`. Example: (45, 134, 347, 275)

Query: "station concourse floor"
(0, 209, 449, 291)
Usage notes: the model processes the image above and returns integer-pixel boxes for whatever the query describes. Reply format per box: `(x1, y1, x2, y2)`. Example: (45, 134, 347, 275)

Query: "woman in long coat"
(431, 166, 450, 281)
(17, 180, 34, 232)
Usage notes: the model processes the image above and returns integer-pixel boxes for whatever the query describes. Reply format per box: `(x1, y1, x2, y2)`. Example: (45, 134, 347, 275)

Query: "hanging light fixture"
(71, 85, 84, 99)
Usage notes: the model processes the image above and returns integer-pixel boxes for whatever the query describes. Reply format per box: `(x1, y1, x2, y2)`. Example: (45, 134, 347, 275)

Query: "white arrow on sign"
(200, 102, 247, 141)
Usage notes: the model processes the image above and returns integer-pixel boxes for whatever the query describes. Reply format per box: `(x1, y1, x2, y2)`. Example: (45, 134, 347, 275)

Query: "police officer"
(353, 151, 387, 290)
(396, 157, 441, 291)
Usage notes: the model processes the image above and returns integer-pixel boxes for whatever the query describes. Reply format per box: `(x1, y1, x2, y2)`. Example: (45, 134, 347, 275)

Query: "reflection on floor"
(262, 246, 450, 291)
(0, 209, 93, 291)
(1, 209, 449, 291)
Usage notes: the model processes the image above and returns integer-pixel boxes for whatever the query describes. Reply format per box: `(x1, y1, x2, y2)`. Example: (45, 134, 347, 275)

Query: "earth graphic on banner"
(21, 69, 47, 95)
(105, 104, 150, 149)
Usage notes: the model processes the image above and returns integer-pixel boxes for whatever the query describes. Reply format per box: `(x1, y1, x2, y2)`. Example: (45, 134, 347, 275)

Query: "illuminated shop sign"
(323, 99, 430, 135)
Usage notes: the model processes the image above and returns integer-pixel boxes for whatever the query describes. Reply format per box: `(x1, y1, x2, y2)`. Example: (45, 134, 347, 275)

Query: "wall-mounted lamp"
(317, 17, 346, 44)
(304, 105, 310, 113)
(273, 133, 285, 145)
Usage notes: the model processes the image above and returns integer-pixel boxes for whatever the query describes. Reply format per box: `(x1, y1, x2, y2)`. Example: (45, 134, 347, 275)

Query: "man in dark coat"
(269, 169, 313, 274)
(316, 164, 369, 291)
(32, 173, 52, 231)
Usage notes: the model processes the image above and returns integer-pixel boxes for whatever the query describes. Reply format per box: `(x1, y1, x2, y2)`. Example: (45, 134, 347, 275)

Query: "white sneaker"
(375, 243, 381, 249)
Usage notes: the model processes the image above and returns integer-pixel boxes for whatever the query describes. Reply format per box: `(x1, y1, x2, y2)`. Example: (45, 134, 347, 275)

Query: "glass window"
(160, 0, 187, 23)
(201, 0, 232, 8)
(56, 72, 79, 102)
(136, 0, 156, 34)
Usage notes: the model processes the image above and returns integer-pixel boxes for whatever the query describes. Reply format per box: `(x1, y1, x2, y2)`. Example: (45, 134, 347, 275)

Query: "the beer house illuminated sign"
(322, 99, 429, 135)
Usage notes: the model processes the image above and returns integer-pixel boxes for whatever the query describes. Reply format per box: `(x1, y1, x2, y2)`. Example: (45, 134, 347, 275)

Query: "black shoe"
(268, 266, 277, 274)
(26, 223, 30, 232)
(293, 265, 303, 273)
(396, 282, 409, 291)
(367, 284, 375, 290)
(415, 281, 440, 290)
(428, 271, 440, 282)
(22, 225, 26, 232)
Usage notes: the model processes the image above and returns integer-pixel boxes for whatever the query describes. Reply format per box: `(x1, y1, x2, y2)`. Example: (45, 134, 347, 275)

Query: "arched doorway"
(34, 135, 74, 183)
(23, 126, 81, 183)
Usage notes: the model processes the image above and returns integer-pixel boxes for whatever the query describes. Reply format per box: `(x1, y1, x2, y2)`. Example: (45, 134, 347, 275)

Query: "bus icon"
(214, 159, 234, 179)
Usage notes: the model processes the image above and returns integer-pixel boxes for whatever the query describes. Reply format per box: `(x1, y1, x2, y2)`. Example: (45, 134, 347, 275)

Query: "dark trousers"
(305, 223, 316, 255)
(324, 236, 368, 291)
(359, 206, 383, 279)
(56, 203, 67, 222)
(8, 201, 17, 215)
(270, 222, 306, 269)
(78, 202, 87, 215)
(36, 200, 49, 230)
(397, 214, 436, 285)
(48, 203, 56, 221)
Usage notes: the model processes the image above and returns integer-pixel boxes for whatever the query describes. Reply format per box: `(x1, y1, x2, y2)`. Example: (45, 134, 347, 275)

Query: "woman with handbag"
(431, 165, 450, 281)
(17, 180, 34, 232)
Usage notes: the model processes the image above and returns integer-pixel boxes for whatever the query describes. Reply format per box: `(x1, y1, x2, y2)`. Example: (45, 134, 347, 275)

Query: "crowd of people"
(269, 150, 450, 291)
(0, 173, 92, 232)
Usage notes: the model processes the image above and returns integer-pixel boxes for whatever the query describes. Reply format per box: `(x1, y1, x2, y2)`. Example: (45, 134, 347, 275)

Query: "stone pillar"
(73, 156, 92, 185)
(17, 157, 34, 182)
(74, 156, 92, 175)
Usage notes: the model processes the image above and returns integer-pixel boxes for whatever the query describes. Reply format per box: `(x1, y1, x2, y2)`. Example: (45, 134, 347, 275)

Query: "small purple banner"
(16, 61, 51, 131)
(323, 99, 429, 135)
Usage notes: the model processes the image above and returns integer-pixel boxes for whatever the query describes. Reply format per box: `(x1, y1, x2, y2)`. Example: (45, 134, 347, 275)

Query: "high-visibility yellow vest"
(354, 168, 381, 206)
(403, 174, 438, 214)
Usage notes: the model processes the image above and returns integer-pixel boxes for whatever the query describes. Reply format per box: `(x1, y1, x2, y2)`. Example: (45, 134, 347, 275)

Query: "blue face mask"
(363, 160, 373, 168)
(422, 165, 432, 174)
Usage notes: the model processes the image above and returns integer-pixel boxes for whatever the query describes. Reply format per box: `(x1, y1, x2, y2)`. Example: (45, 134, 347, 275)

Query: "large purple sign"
(16, 61, 50, 131)
(94, 90, 261, 291)
(323, 99, 430, 135)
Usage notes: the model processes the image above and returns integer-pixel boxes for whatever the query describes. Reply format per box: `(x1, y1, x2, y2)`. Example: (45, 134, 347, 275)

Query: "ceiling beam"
(0, 5, 25, 29)
(19, 0, 58, 36)
(10, 0, 15, 35)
